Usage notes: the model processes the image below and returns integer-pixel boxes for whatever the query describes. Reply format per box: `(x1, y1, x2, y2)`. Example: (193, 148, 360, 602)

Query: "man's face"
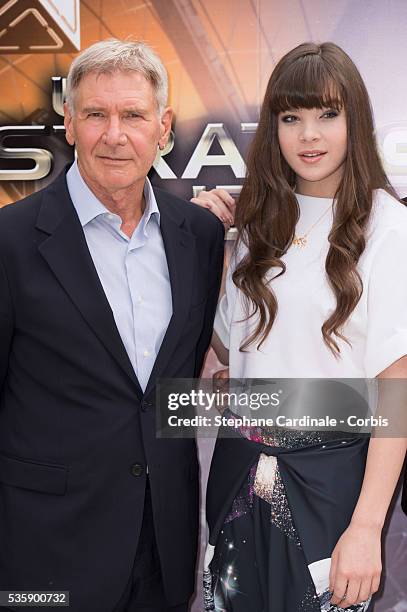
(64, 70, 172, 195)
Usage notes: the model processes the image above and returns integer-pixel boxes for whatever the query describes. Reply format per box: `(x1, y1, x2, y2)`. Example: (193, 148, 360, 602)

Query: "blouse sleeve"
(364, 227, 407, 377)
(213, 250, 240, 350)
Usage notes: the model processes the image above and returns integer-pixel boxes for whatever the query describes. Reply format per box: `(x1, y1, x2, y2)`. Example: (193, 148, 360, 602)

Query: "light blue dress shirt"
(66, 161, 172, 392)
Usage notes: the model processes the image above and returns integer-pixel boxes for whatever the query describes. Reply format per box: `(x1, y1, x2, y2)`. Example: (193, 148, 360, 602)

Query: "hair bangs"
(270, 54, 343, 114)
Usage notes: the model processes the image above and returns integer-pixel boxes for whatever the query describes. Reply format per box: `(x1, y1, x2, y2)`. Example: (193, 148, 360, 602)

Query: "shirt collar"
(142, 173, 160, 228)
(66, 160, 160, 228)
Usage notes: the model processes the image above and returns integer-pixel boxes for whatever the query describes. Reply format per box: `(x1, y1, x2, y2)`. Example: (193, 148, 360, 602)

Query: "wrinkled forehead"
(73, 69, 157, 108)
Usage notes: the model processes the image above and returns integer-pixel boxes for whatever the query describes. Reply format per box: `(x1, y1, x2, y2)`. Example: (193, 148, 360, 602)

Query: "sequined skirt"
(204, 412, 372, 612)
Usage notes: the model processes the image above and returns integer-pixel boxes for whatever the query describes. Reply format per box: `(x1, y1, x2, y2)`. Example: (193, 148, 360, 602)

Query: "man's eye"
(125, 113, 141, 119)
(88, 112, 104, 118)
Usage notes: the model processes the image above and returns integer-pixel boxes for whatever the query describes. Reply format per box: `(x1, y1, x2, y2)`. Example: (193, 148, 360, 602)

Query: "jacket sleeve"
(194, 220, 225, 378)
(0, 252, 13, 391)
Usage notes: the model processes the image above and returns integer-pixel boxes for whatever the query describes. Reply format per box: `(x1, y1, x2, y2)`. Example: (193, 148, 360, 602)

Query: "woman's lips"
(298, 151, 327, 164)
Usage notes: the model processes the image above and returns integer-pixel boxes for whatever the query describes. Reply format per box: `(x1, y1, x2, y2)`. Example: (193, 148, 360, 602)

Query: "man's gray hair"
(66, 38, 168, 115)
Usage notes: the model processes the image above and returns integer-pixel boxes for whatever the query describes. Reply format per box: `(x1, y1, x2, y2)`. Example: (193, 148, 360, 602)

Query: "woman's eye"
(321, 110, 339, 119)
(281, 115, 298, 123)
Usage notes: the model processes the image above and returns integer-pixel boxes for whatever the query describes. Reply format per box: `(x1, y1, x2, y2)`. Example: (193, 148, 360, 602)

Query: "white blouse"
(215, 189, 407, 379)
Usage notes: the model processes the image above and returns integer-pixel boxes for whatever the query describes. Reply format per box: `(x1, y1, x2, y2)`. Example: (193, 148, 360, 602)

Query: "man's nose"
(102, 117, 127, 146)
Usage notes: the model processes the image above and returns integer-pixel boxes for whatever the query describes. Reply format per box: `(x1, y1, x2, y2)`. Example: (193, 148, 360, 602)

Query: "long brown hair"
(234, 41, 397, 355)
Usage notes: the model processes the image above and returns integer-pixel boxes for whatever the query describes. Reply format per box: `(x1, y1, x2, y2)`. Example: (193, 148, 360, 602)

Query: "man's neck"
(77, 163, 146, 237)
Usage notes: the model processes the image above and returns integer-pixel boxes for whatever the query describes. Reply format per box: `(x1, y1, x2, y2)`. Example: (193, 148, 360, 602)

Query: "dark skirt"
(204, 416, 373, 612)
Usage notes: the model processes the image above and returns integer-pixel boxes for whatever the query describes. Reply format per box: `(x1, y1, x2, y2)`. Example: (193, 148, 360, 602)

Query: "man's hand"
(190, 189, 235, 228)
(212, 368, 230, 413)
(213, 368, 229, 382)
(329, 522, 382, 608)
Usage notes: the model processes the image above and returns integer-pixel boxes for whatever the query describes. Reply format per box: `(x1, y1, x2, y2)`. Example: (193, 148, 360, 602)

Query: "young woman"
(192, 42, 407, 612)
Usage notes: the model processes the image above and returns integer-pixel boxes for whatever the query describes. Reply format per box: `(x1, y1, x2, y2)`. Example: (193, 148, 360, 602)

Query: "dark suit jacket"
(0, 168, 224, 611)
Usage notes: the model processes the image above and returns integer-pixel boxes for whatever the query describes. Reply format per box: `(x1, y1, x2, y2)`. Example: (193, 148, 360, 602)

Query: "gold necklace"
(292, 204, 332, 247)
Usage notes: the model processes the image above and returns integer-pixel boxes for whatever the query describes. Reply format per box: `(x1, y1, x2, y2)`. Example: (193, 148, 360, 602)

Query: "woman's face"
(277, 106, 347, 198)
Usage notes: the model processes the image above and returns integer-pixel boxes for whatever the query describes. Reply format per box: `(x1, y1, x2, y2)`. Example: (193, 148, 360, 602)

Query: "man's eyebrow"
(80, 106, 147, 114)
(121, 104, 150, 113)
(81, 106, 107, 113)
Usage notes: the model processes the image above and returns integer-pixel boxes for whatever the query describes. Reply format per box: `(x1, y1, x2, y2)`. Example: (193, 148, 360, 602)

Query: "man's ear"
(158, 106, 173, 150)
(64, 102, 75, 146)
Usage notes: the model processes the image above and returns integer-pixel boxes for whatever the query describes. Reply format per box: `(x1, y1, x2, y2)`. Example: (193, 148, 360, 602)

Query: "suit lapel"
(144, 189, 196, 397)
(36, 172, 143, 395)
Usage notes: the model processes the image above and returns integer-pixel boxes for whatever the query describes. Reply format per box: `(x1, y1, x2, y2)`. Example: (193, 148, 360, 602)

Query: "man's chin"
(93, 167, 135, 187)
(99, 177, 139, 195)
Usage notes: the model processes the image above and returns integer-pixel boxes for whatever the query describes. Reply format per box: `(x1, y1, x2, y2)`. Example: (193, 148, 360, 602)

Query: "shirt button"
(107, 213, 115, 220)
(130, 463, 144, 477)
(143, 349, 150, 357)
(136, 296, 143, 304)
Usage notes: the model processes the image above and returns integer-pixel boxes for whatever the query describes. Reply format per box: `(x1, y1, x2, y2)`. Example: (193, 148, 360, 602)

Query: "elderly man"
(0, 40, 224, 612)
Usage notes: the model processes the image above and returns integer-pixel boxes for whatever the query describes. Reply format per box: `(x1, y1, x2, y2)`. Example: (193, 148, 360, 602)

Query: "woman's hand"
(190, 189, 236, 228)
(329, 522, 382, 608)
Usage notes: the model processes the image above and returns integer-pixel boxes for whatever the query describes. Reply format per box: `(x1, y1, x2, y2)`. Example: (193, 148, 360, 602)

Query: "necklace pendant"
(293, 235, 307, 247)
